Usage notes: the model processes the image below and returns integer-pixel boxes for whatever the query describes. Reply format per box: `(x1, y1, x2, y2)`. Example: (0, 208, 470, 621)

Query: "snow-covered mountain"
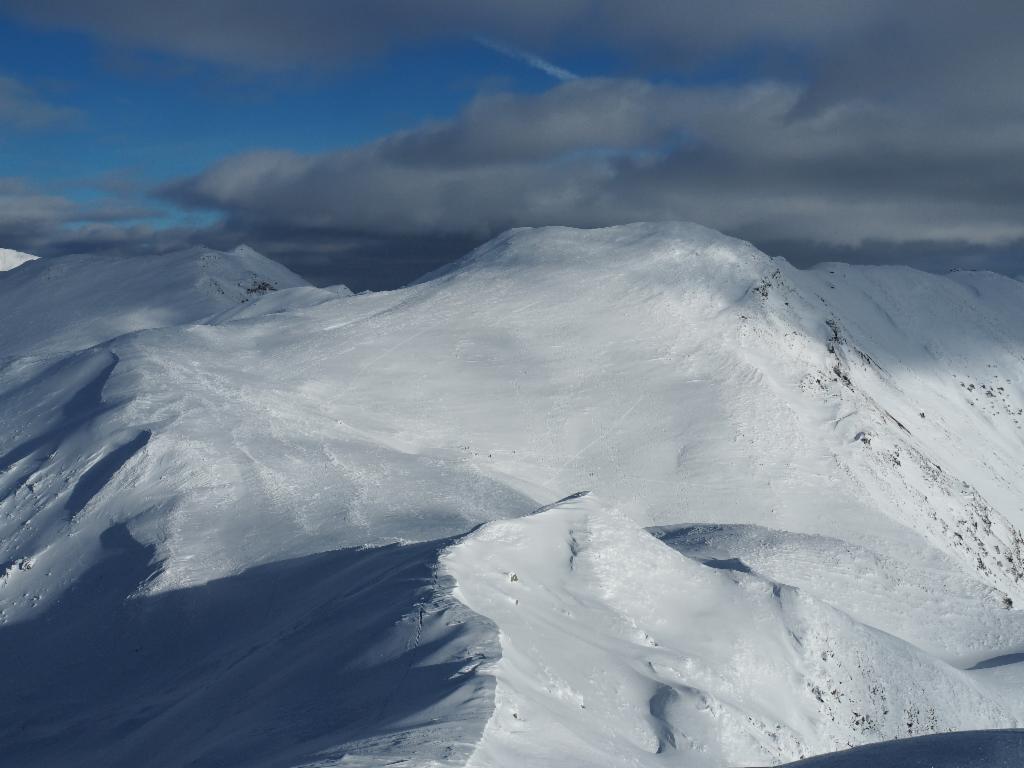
(0, 247, 38, 272)
(0, 244, 310, 359)
(0, 225, 1021, 767)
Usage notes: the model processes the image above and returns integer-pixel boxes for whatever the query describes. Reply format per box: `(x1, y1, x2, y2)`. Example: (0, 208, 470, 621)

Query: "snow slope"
(1, 526, 497, 768)
(0, 244, 309, 359)
(0, 247, 38, 272)
(447, 496, 1016, 767)
(0, 224, 1022, 766)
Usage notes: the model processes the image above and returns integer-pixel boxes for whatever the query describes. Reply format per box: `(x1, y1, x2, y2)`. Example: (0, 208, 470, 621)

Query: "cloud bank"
(3, 2, 1022, 286)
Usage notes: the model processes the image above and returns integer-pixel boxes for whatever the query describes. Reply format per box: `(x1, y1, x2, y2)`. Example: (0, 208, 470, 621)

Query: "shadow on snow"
(0, 524, 495, 768)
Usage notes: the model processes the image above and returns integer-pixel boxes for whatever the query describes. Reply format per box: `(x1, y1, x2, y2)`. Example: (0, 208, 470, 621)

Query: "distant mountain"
(0, 247, 38, 272)
(1, 225, 1021, 767)
(0, 244, 310, 359)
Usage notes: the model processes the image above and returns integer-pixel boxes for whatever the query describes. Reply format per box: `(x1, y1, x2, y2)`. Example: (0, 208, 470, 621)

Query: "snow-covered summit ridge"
(0, 244, 310, 358)
(0, 247, 38, 272)
(434, 221, 772, 294)
(1, 222, 1023, 767)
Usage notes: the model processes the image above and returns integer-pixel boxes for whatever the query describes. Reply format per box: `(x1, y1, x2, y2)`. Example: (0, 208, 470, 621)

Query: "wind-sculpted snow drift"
(0, 224, 1022, 766)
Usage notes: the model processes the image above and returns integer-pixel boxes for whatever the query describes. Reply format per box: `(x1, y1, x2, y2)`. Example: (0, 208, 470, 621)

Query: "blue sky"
(0, 19, 573, 198)
(0, 2, 1021, 288)
(0, 15, 793, 193)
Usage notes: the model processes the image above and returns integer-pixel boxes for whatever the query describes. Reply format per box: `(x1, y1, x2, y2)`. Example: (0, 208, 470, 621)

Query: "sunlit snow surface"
(0, 224, 1022, 766)
(0, 246, 38, 272)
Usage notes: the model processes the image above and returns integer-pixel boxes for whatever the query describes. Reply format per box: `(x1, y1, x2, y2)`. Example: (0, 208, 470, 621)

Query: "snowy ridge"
(0, 244, 308, 359)
(1, 525, 499, 768)
(446, 495, 1014, 766)
(0, 247, 38, 272)
(0, 225, 1022, 765)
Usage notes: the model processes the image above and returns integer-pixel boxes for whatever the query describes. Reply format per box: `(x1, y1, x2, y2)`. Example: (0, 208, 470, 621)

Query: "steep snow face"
(0, 244, 309, 359)
(0, 224, 1023, 766)
(1, 527, 498, 768)
(0, 247, 38, 272)
(445, 497, 1015, 767)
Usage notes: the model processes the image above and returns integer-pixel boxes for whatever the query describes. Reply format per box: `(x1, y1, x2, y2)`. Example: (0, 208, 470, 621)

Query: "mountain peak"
(0, 247, 38, 272)
(0, 246, 308, 359)
(1, 224, 1022, 767)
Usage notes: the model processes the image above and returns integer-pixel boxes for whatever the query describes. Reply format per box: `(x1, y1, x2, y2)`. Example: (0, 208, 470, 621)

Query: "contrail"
(476, 37, 579, 82)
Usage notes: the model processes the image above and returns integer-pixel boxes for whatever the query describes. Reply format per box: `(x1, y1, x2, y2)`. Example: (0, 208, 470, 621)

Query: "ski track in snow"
(1, 224, 1023, 766)
(545, 393, 646, 487)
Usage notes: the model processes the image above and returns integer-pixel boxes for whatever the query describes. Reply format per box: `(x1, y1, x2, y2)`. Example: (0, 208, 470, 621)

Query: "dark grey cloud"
(162, 77, 1024, 247)
(757, 238, 1024, 279)
(0, 178, 172, 256)
(3, 2, 1023, 285)
(197, 226, 483, 291)
(376, 79, 704, 167)
(2, 2, 964, 81)
(8, 2, 1023, 108)
(0, 175, 476, 290)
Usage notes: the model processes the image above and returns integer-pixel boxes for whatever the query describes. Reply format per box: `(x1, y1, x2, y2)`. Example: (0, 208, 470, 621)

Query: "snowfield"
(0, 224, 1022, 766)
